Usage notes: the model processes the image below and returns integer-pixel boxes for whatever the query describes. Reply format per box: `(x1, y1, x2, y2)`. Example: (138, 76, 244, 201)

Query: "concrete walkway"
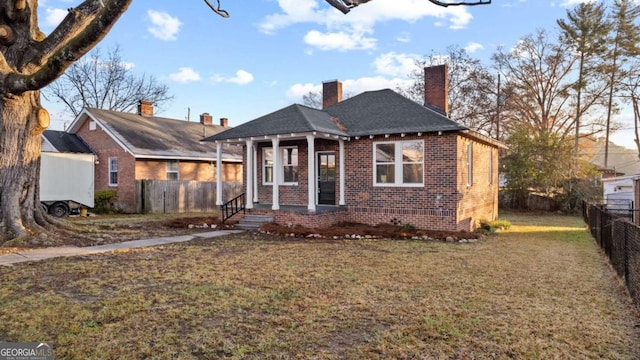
(0, 230, 243, 266)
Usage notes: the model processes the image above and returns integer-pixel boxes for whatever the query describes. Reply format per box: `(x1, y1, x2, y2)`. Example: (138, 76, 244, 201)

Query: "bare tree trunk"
(0, 91, 52, 241)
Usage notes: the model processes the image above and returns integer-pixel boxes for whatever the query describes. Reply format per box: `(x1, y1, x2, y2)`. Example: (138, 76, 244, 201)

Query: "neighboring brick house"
(65, 102, 243, 212)
(204, 66, 504, 232)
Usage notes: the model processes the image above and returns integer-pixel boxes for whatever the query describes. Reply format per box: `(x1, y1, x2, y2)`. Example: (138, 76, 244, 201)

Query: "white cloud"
(121, 61, 136, 70)
(228, 70, 255, 85)
(286, 82, 321, 99)
(464, 42, 484, 54)
(44, 8, 67, 29)
(286, 76, 414, 102)
(211, 70, 255, 85)
(258, 0, 473, 52)
(169, 67, 201, 83)
(373, 52, 419, 77)
(560, 0, 593, 7)
(304, 30, 376, 51)
(147, 10, 182, 41)
(260, 0, 473, 33)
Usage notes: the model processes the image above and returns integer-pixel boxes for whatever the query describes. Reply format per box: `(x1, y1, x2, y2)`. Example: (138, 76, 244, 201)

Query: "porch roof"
(202, 89, 467, 143)
(202, 104, 349, 142)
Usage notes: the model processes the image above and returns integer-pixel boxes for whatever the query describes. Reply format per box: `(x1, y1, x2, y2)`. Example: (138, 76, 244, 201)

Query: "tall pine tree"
(557, 1, 611, 152)
(603, 0, 640, 167)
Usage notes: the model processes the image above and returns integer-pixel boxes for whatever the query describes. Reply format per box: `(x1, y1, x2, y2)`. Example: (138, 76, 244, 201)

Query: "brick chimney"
(424, 65, 449, 116)
(220, 118, 229, 127)
(137, 100, 154, 117)
(322, 80, 342, 109)
(199, 113, 213, 125)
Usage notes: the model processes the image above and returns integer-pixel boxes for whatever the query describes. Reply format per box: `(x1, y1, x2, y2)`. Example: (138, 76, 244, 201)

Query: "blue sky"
(38, 0, 637, 149)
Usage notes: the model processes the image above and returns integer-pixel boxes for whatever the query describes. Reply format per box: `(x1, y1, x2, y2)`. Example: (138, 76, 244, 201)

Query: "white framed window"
(467, 143, 473, 186)
(89, 120, 96, 131)
(263, 148, 274, 184)
(374, 140, 424, 186)
(488, 150, 493, 184)
(263, 146, 298, 185)
(108, 157, 118, 186)
(166, 160, 179, 180)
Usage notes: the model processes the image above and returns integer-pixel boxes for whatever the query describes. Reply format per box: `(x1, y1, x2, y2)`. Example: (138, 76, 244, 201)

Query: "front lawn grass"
(1, 213, 639, 359)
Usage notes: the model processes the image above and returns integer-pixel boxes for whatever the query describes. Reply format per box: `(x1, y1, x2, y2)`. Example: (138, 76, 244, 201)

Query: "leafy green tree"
(557, 1, 611, 151)
(502, 131, 594, 211)
(602, 0, 640, 167)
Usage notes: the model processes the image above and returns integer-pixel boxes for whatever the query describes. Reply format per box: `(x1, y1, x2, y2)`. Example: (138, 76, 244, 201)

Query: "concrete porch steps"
(236, 214, 274, 230)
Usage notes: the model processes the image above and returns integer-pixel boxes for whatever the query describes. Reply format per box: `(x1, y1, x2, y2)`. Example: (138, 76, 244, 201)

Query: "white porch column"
(216, 141, 223, 205)
(253, 144, 258, 203)
(245, 140, 254, 209)
(339, 138, 346, 206)
(271, 137, 280, 210)
(306, 134, 316, 211)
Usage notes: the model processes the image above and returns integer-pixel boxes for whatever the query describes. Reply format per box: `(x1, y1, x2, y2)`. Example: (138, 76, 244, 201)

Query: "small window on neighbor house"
(166, 161, 179, 180)
(108, 157, 118, 186)
(89, 120, 96, 131)
(374, 140, 423, 186)
(467, 143, 473, 186)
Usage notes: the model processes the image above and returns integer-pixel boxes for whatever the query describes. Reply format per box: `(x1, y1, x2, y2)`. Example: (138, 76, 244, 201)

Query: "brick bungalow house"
(204, 66, 504, 231)
(65, 102, 243, 212)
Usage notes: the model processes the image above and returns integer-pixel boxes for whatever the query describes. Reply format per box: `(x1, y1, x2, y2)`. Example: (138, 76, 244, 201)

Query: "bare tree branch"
(6, 0, 133, 94)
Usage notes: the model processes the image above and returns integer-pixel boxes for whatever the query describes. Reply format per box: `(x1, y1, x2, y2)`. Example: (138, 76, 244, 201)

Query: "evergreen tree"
(557, 1, 611, 151)
(603, 0, 640, 167)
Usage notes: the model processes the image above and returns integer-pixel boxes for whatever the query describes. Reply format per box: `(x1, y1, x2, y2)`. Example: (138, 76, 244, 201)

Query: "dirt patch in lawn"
(1, 213, 480, 255)
(260, 221, 482, 241)
(0, 213, 234, 254)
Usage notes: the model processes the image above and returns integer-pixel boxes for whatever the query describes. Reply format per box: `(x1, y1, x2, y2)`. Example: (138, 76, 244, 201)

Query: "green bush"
(476, 219, 512, 235)
(94, 189, 119, 214)
(489, 219, 512, 230)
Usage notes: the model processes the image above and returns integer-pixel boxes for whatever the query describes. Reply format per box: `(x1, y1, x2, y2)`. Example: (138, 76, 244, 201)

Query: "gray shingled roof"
(85, 108, 242, 160)
(42, 130, 94, 153)
(202, 104, 349, 142)
(325, 89, 466, 136)
(204, 89, 466, 142)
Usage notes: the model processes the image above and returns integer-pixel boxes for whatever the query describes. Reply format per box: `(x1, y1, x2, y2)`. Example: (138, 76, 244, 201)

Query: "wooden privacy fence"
(135, 180, 243, 214)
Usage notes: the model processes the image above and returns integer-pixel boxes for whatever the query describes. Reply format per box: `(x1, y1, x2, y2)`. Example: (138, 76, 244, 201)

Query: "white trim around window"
(467, 143, 473, 187)
(108, 157, 118, 187)
(166, 160, 179, 180)
(373, 140, 424, 187)
(488, 149, 493, 184)
(263, 146, 299, 185)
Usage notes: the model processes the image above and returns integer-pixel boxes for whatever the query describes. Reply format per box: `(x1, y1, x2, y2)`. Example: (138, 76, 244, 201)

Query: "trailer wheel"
(49, 202, 69, 217)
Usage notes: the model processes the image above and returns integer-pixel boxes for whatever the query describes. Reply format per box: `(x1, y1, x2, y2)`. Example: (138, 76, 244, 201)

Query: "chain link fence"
(583, 201, 640, 310)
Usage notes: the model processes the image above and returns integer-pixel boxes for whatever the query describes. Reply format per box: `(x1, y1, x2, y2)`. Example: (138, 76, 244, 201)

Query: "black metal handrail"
(221, 193, 246, 224)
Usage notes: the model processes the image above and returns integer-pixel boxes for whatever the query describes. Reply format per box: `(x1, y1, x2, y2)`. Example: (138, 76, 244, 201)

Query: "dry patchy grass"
(0, 213, 639, 359)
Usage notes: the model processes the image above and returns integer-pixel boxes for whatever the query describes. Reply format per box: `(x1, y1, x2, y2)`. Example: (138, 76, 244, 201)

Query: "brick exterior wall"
(245, 133, 498, 232)
(342, 133, 460, 231)
(77, 119, 243, 213)
(455, 136, 499, 231)
(76, 118, 136, 212)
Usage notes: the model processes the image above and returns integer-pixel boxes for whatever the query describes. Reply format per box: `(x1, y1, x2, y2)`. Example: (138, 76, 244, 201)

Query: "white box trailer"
(40, 152, 95, 217)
